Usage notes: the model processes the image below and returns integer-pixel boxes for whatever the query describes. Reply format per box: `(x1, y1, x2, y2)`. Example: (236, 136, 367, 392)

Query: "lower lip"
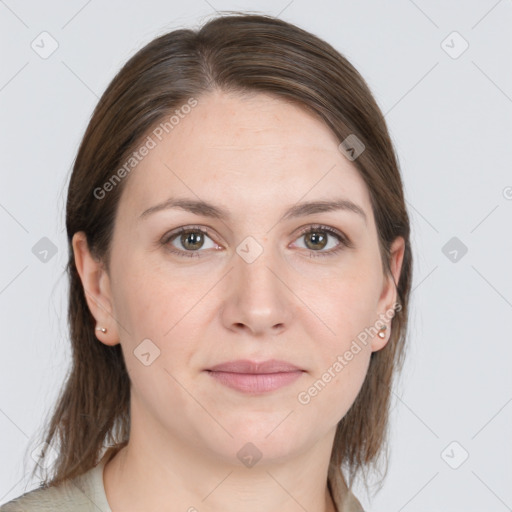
(206, 370, 304, 394)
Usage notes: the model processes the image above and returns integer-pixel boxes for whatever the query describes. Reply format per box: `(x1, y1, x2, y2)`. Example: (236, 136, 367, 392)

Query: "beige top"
(0, 456, 364, 511)
(328, 463, 366, 512)
(0, 456, 112, 512)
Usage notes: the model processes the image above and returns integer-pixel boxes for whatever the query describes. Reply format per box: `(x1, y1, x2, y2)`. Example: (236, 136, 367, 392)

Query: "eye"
(162, 226, 220, 258)
(292, 224, 352, 258)
(161, 224, 352, 259)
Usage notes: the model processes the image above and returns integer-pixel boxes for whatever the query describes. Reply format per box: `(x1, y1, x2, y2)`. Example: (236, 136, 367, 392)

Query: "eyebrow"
(139, 197, 367, 224)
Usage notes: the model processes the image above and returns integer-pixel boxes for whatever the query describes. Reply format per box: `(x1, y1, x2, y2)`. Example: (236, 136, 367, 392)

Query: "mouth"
(205, 359, 305, 394)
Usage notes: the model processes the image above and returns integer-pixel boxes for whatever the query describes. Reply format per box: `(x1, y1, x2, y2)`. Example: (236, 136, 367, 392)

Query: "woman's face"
(76, 90, 404, 466)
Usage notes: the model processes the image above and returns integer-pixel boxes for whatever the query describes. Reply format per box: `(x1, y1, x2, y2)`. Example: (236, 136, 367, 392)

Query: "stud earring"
(377, 325, 387, 339)
(95, 326, 107, 334)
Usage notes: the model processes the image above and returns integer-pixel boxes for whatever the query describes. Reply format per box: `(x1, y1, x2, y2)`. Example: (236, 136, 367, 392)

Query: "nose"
(220, 243, 294, 337)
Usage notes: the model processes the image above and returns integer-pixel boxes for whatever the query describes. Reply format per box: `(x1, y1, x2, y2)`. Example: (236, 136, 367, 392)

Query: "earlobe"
(71, 232, 119, 346)
(372, 236, 406, 352)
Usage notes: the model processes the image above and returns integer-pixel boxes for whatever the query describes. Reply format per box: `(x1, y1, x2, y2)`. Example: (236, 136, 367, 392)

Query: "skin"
(73, 89, 404, 512)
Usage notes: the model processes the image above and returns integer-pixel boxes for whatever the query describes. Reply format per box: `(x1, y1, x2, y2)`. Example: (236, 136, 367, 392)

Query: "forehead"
(118, 90, 372, 221)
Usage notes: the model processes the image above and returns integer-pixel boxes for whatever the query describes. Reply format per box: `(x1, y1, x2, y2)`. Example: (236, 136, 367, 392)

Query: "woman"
(1, 12, 412, 512)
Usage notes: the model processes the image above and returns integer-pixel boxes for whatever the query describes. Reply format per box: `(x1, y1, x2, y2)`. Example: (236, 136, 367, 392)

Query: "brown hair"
(29, 11, 412, 505)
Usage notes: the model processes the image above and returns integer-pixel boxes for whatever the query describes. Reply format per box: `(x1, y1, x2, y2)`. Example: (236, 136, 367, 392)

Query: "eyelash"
(161, 224, 352, 259)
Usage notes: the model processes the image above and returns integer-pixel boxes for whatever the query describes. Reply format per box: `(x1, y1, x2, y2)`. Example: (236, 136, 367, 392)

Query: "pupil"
(306, 232, 327, 250)
(183, 231, 203, 250)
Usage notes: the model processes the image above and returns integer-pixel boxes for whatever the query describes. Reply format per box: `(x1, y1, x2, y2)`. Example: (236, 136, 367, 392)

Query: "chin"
(216, 421, 306, 459)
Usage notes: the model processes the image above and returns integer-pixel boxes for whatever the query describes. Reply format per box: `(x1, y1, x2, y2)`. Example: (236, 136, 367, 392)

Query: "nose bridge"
(234, 235, 283, 303)
(221, 234, 293, 334)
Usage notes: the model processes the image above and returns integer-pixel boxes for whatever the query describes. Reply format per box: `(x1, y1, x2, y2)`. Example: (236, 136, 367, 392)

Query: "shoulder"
(0, 481, 89, 511)
(0, 459, 111, 512)
(328, 463, 365, 512)
(343, 489, 365, 512)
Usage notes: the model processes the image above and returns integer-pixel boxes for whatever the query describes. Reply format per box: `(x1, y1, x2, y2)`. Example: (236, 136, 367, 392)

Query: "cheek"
(110, 255, 191, 338)
(303, 266, 381, 345)
(297, 336, 371, 427)
(110, 261, 207, 392)
(112, 272, 199, 410)
(294, 269, 378, 420)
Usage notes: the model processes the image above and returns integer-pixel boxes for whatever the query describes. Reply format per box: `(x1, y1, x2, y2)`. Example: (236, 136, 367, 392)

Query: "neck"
(102, 395, 340, 511)
(103, 437, 339, 511)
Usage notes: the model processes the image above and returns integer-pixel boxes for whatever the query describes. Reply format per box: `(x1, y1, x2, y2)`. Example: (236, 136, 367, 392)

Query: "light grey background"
(1, 1, 511, 510)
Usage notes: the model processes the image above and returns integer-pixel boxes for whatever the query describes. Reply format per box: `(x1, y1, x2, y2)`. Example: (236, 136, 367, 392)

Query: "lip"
(207, 359, 303, 374)
(205, 359, 305, 394)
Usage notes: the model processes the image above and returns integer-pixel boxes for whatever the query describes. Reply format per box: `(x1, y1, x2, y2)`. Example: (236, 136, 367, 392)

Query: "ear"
(371, 236, 406, 352)
(72, 231, 120, 346)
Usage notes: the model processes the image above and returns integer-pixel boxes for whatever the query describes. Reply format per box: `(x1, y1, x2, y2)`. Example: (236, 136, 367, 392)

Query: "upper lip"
(207, 359, 304, 374)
